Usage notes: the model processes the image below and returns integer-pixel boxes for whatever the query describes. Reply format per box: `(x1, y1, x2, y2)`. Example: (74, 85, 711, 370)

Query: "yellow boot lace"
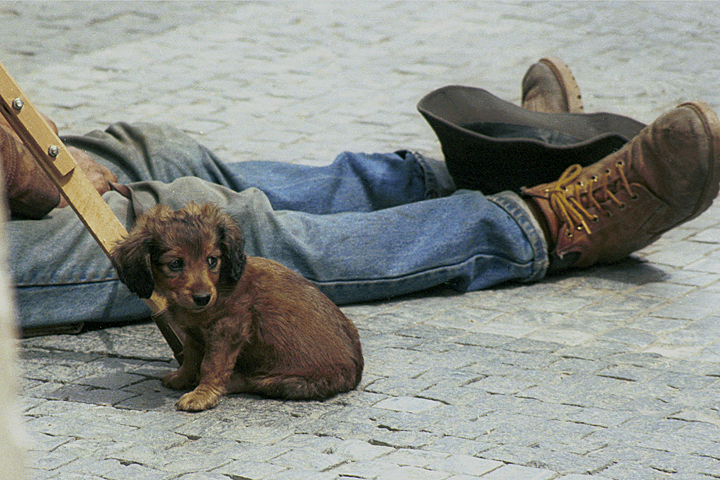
(548, 162, 636, 236)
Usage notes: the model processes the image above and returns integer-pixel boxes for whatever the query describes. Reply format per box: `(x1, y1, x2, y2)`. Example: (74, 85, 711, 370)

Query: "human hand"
(56, 147, 119, 208)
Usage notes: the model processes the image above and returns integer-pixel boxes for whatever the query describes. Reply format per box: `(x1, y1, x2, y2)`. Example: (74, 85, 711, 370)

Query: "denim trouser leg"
(64, 123, 455, 212)
(9, 123, 548, 328)
(220, 151, 456, 213)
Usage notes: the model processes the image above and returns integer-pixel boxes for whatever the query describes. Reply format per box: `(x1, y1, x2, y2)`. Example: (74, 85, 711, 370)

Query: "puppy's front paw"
(176, 385, 222, 412)
(162, 369, 196, 390)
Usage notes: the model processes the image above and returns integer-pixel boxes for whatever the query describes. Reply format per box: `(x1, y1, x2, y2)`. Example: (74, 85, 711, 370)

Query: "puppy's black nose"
(193, 294, 212, 307)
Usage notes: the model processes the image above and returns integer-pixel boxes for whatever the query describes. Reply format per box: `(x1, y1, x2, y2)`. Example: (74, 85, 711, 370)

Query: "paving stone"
(312, 420, 379, 442)
(480, 444, 608, 477)
(423, 437, 494, 459)
(27, 446, 80, 471)
(269, 447, 345, 471)
(76, 371, 147, 389)
(565, 407, 635, 428)
(596, 363, 660, 382)
(366, 375, 438, 397)
(175, 415, 294, 444)
(376, 465, 451, 480)
(371, 429, 440, 450)
(96, 461, 173, 480)
(330, 459, 404, 479)
(264, 469, 337, 480)
(675, 421, 720, 443)
(382, 448, 450, 468)
(49, 438, 135, 465)
(174, 473, 231, 480)
(213, 460, 287, 480)
(464, 375, 538, 396)
(481, 464, 556, 480)
(44, 383, 140, 406)
(56, 474, 106, 480)
(374, 396, 443, 414)
(426, 455, 502, 476)
(329, 438, 395, 461)
(442, 476, 484, 480)
(144, 438, 238, 473)
(556, 475, 612, 480)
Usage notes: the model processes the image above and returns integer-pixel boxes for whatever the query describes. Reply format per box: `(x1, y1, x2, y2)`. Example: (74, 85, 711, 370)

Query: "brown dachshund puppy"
(111, 202, 363, 411)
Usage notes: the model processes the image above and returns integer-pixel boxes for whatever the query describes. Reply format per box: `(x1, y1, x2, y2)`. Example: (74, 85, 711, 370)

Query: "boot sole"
(677, 101, 720, 225)
(539, 57, 584, 114)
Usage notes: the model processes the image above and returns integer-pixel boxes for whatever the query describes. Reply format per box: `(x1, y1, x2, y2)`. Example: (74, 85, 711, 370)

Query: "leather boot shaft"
(522, 57, 584, 114)
(522, 102, 720, 268)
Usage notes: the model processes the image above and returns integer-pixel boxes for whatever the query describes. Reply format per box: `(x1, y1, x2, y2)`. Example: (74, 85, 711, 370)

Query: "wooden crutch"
(0, 60, 185, 365)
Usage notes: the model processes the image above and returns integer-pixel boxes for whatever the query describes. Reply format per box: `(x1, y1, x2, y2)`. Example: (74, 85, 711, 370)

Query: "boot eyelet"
(616, 160, 624, 167)
(618, 203, 626, 209)
(631, 194, 639, 200)
(592, 215, 599, 223)
(566, 231, 573, 238)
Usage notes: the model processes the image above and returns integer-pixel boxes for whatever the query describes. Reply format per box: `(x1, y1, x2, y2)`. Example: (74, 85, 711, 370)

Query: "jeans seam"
(487, 190, 549, 282)
(406, 151, 455, 199)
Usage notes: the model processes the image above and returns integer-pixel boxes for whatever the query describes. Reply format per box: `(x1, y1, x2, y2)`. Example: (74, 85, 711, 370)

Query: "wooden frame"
(0, 60, 184, 364)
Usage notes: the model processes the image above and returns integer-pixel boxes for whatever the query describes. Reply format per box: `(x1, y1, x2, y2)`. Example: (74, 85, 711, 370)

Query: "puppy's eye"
(207, 256, 219, 269)
(167, 259, 184, 272)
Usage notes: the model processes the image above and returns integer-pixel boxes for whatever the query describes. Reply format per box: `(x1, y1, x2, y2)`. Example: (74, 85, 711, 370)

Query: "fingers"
(57, 148, 120, 208)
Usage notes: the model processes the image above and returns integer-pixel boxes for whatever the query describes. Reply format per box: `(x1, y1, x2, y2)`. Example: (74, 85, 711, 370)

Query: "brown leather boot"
(0, 122, 60, 219)
(522, 57, 584, 114)
(522, 101, 720, 270)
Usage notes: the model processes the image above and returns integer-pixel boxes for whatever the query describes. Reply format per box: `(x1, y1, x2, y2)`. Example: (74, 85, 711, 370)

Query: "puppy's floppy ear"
(217, 211, 247, 283)
(111, 228, 156, 299)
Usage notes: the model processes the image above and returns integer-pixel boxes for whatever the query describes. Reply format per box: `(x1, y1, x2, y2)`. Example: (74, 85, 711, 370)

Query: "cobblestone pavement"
(4, 1, 720, 479)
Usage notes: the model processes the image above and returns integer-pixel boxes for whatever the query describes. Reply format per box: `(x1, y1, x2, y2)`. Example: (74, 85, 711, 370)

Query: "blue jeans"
(8, 123, 548, 328)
